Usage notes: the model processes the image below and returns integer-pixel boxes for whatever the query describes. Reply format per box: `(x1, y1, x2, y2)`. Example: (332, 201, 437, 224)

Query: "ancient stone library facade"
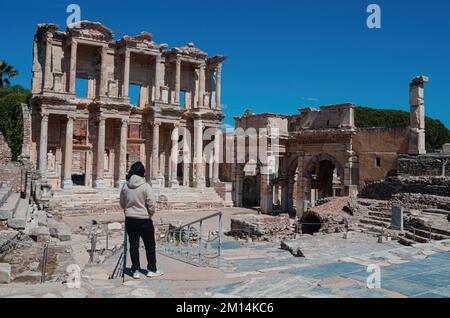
(25, 21, 430, 216)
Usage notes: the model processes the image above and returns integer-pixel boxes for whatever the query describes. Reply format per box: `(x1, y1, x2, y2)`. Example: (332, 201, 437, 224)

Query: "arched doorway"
(242, 176, 260, 207)
(301, 213, 322, 235)
(306, 154, 344, 205)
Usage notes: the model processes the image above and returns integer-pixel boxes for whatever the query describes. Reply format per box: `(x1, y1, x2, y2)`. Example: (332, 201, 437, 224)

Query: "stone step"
(403, 232, 429, 244)
(357, 223, 384, 235)
(405, 227, 450, 241)
(0, 193, 20, 221)
(398, 235, 415, 246)
(7, 198, 30, 230)
(359, 218, 391, 228)
(366, 214, 392, 223)
(368, 211, 392, 219)
(0, 188, 12, 206)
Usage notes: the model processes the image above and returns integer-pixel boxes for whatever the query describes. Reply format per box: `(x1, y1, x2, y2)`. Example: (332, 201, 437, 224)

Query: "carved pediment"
(68, 21, 114, 42)
(119, 32, 167, 51)
(172, 43, 207, 59)
(37, 23, 59, 34)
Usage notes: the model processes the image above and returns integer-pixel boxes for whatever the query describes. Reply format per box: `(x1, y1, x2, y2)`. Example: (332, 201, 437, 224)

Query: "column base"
(116, 180, 126, 189)
(63, 180, 73, 191)
(194, 177, 206, 188)
(95, 180, 106, 189)
(151, 179, 161, 189)
(170, 179, 180, 189)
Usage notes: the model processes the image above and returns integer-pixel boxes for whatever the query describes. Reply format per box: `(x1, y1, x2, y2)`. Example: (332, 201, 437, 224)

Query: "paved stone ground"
(1, 208, 449, 298)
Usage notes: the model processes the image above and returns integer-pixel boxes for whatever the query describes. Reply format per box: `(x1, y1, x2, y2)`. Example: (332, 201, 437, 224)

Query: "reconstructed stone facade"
(229, 76, 429, 217)
(29, 21, 226, 191)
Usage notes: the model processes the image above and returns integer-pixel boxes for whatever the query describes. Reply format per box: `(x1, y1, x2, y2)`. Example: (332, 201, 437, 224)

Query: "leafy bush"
(0, 85, 29, 160)
(355, 107, 450, 151)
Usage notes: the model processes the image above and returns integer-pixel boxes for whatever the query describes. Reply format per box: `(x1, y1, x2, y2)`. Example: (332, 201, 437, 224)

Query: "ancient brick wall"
(353, 127, 409, 188)
(360, 176, 450, 200)
(398, 154, 449, 177)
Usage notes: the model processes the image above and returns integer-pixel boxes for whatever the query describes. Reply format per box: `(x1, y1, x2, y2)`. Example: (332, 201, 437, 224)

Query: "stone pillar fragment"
(260, 171, 273, 214)
(154, 54, 162, 101)
(151, 122, 161, 187)
(117, 119, 128, 187)
(123, 50, 130, 98)
(95, 117, 106, 189)
(174, 58, 181, 104)
(409, 75, 429, 155)
(99, 46, 108, 97)
(216, 64, 222, 110)
(43, 33, 53, 90)
(198, 64, 206, 107)
(194, 120, 205, 188)
(39, 113, 49, 180)
(69, 39, 77, 95)
(63, 115, 74, 190)
(170, 125, 180, 188)
(213, 128, 221, 183)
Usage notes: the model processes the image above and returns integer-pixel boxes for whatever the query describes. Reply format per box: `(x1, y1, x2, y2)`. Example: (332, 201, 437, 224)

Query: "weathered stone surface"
(107, 222, 122, 231)
(0, 263, 12, 284)
(229, 214, 292, 240)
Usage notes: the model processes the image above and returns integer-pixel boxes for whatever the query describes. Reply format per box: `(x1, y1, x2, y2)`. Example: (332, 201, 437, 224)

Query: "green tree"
(0, 61, 19, 88)
(0, 85, 29, 160)
(355, 106, 450, 151)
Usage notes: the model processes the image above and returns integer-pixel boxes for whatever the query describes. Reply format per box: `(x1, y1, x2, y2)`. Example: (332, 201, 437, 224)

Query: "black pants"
(125, 218, 157, 272)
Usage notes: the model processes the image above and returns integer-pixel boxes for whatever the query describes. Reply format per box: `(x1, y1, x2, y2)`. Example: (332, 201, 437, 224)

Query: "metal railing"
(160, 212, 224, 269)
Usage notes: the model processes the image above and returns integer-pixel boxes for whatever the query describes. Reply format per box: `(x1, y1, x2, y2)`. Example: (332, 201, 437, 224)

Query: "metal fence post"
(198, 221, 203, 265)
(122, 227, 128, 283)
(186, 225, 191, 257)
(217, 212, 223, 269)
(40, 244, 49, 284)
(178, 228, 183, 256)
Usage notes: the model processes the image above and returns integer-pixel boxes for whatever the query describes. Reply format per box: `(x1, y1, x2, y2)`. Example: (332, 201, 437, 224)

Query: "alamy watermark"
(367, 4, 381, 29)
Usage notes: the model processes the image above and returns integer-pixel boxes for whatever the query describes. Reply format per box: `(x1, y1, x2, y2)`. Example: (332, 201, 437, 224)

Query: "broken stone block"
(280, 240, 305, 258)
(229, 214, 292, 240)
(0, 263, 12, 284)
(107, 222, 122, 231)
(28, 226, 51, 242)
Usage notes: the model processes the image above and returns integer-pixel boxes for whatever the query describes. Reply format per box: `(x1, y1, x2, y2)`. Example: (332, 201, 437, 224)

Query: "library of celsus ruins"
(28, 21, 226, 192)
(26, 21, 434, 216)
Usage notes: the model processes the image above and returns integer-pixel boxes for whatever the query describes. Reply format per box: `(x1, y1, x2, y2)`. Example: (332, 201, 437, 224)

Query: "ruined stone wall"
(353, 127, 409, 188)
(398, 154, 449, 177)
(360, 176, 450, 200)
(0, 132, 12, 165)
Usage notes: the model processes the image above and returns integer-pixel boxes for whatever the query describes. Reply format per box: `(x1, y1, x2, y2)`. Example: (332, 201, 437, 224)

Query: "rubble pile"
(228, 214, 293, 241)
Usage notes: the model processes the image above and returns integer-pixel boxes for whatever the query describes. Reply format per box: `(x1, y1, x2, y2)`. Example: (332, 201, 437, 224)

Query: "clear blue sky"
(1, 0, 449, 128)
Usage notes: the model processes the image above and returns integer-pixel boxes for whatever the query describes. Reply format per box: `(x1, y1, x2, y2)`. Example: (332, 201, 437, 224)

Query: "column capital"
(41, 112, 50, 121)
(121, 118, 130, 127)
(67, 114, 76, 121)
(152, 121, 162, 128)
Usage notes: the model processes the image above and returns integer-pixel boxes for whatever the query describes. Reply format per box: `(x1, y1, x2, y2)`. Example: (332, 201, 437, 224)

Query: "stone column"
(151, 122, 161, 187)
(182, 127, 191, 187)
(69, 39, 77, 95)
(95, 117, 106, 189)
(154, 54, 161, 101)
(260, 170, 273, 214)
(117, 119, 129, 187)
(122, 50, 130, 98)
(170, 125, 180, 188)
(198, 63, 206, 107)
(174, 58, 181, 104)
(409, 75, 429, 155)
(213, 128, 221, 183)
(44, 33, 53, 90)
(99, 45, 108, 97)
(63, 115, 74, 190)
(215, 64, 222, 110)
(39, 113, 49, 180)
(194, 120, 205, 188)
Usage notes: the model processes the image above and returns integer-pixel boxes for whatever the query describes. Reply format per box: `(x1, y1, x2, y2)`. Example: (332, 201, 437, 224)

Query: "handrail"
(168, 212, 223, 232)
(163, 211, 224, 269)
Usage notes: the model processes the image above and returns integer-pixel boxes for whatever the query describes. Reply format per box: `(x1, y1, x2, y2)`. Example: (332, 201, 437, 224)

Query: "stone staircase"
(0, 181, 30, 230)
(356, 199, 450, 246)
(48, 185, 231, 215)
